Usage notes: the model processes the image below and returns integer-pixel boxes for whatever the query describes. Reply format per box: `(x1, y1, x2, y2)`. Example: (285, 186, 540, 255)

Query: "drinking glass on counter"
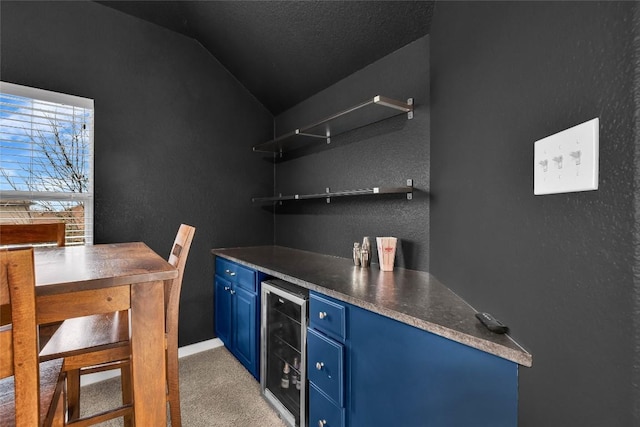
(376, 237, 398, 271)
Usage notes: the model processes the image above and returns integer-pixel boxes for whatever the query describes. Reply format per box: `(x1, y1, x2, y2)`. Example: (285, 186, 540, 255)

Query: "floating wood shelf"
(253, 95, 413, 154)
(252, 180, 413, 203)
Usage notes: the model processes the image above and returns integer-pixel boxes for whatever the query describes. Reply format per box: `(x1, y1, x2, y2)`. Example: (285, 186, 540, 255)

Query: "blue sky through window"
(0, 92, 92, 195)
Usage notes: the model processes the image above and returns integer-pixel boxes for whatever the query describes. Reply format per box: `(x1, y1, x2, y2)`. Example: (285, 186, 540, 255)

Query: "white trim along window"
(0, 81, 94, 245)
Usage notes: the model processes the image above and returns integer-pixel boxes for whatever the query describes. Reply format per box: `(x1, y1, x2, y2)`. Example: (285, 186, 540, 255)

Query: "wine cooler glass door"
(261, 281, 307, 427)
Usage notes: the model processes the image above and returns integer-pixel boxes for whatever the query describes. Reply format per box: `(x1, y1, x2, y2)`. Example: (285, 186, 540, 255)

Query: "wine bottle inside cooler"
(281, 362, 290, 389)
(293, 357, 301, 390)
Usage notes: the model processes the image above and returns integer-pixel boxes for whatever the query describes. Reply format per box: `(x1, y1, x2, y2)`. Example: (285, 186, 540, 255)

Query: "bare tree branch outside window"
(0, 86, 93, 245)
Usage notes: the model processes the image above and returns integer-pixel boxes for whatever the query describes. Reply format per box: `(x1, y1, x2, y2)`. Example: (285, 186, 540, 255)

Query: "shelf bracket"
(296, 130, 331, 145)
(407, 179, 413, 200)
(407, 98, 414, 120)
(326, 187, 331, 204)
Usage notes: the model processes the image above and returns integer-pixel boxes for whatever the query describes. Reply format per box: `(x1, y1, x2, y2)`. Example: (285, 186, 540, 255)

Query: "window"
(0, 82, 94, 245)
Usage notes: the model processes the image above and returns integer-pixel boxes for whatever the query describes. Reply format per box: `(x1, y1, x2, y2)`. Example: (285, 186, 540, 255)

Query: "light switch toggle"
(552, 155, 563, 169)
(538, 159, 548, 172)
(570, 150, 581, 165)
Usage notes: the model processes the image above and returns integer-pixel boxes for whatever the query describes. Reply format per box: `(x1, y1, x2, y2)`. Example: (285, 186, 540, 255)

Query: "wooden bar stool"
(40, 224, 196, 426)
(0, 247, 66, 426)
(0, 222, 66, 247)
(0, 222, 67, 339)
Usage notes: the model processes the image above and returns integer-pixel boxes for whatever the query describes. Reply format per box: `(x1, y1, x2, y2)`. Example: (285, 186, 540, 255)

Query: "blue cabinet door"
(347, 302, 518, 427)
(309, 383, 345, 427)
(215, 257, 267, 381)
(307, 291, 519, 427)
(214, 276, 232, 348)
(232, 285, 258, 378)
(307, 328, 345, 407)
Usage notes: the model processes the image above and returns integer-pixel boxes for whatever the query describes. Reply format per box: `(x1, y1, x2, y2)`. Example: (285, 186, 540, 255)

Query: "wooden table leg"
(130, 280, 166, 425)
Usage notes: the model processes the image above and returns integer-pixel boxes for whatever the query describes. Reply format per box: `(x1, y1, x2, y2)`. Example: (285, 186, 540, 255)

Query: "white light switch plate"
(534, 118, 599, 195)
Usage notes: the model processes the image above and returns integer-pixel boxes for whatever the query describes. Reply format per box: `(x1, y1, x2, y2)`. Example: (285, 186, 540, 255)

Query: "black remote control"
(475, 312, 509, 334)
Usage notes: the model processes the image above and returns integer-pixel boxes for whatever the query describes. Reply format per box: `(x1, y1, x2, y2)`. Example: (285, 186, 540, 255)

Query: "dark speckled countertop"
(211, 245, 532, 367)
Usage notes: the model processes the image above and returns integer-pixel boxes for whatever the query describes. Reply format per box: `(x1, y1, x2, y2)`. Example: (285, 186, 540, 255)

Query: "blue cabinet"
(308, 293, 347, 427)
(214, 257, 267, 379)
(307, 291, 518, 427)
(214, 276, 232, 346)
(307, 328, 345, 407)
(232, 285, 258, 371)
(309, 383, 345, 427)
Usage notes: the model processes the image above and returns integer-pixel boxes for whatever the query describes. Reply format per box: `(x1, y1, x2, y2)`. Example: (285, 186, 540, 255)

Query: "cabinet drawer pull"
(318, 420, 327, 427)
(224, 269, 236, 276)
(318, 311, 327, 320)
(315, 362, 324, 370)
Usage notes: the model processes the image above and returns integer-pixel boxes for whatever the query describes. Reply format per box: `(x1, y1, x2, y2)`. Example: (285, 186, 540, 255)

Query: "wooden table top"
(34, 242, 178, 296)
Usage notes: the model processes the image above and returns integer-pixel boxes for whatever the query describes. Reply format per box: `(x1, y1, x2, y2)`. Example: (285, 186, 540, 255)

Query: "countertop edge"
(212, 247, 533, 368)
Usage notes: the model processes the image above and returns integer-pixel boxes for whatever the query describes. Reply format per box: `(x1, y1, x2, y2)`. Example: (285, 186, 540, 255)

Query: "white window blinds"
(0, 82, 94, 245)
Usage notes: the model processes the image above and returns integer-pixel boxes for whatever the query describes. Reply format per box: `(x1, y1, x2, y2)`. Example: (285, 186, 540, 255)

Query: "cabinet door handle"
(318, 311, 327, 320)
(224, 286, 230, 291)
(315, 362, 324, 370)
(230, 289, 236, 295)
(318, 420, 327, 427)
(224, 269, 236, 276)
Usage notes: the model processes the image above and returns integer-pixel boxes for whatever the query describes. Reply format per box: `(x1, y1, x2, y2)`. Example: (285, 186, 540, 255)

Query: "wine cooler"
(261, 279, 308, 427)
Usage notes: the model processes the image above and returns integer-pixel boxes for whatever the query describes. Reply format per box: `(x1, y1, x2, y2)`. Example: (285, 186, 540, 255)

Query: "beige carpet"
(79, 346, 287, 426)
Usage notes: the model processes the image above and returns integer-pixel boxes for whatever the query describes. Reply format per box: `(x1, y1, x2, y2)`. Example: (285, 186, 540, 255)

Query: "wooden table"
(34, 242, 178, 426)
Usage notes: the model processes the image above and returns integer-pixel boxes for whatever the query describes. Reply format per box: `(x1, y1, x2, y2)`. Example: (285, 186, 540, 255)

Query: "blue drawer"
(215, 257, 256, 292)
(309, 383, 345, 427)
(308, 327, 344, 406)
(309, 293, 346, 341)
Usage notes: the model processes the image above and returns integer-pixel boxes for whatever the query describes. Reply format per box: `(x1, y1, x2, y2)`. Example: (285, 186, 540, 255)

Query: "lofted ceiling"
(96, 1, 434, 115)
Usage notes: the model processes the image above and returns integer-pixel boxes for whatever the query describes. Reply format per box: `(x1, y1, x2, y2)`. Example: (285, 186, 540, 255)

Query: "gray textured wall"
(0, 0, 274, 345)
(633, 2, 640, 420)
(429, 2, 638, 425)
(273, 36, 430, 271)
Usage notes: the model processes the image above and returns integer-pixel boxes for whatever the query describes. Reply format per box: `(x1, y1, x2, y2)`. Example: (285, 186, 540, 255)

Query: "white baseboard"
(80, 338, 224, 387)
(178, 337, 223, 358)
